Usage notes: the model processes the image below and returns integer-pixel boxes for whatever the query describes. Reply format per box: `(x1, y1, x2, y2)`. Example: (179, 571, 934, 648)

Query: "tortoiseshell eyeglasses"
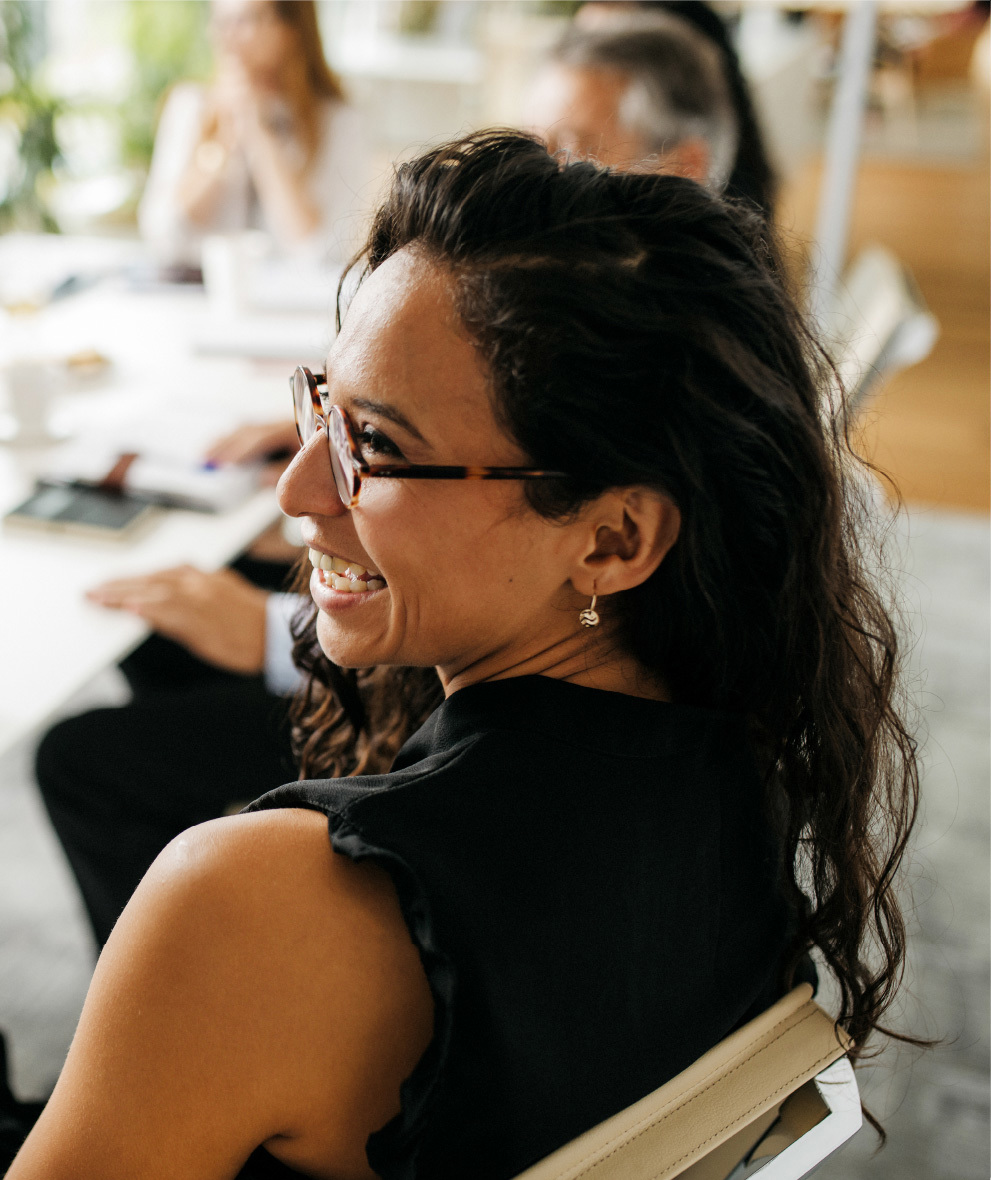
(291, 366, 568, 509)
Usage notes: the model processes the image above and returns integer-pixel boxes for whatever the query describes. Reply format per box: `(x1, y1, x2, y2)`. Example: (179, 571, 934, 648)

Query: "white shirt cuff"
(264, 592, 306, 696)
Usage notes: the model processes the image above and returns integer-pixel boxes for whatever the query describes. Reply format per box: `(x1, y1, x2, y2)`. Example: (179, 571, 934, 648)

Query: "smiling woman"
(281, 246, 681, 695)
(8, 132, 920, 1180)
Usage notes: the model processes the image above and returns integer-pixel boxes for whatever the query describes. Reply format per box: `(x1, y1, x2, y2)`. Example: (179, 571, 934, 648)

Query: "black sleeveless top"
(242, 675, 798, 1180)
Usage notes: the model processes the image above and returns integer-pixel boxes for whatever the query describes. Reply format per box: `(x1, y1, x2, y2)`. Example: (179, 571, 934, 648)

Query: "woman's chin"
(315, 611, 386, 671)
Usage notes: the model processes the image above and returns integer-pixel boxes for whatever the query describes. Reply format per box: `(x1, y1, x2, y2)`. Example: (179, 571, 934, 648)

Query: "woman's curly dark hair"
(288, 131, 921, 1116)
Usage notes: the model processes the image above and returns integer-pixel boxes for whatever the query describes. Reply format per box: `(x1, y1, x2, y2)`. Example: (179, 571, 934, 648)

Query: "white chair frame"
(727, 1056, 862, 1179)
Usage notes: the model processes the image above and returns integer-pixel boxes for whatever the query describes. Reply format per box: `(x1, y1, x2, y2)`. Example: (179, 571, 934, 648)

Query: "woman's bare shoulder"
(149, 806, 402, 953)
(8, 809, 433, 1180)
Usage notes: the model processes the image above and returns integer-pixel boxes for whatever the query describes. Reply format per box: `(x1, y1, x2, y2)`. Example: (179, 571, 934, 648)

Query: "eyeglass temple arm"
(362, 466, 569, 480)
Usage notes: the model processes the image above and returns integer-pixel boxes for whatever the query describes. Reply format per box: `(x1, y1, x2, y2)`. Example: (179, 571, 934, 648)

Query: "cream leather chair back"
(514, 984, 860, 1180)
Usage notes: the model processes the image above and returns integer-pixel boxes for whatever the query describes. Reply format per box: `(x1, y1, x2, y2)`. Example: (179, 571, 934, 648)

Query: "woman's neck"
(439, 632, 670, 703)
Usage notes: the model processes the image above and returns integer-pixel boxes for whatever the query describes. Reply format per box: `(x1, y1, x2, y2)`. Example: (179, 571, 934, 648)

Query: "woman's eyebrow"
(350, 396, 428, 445)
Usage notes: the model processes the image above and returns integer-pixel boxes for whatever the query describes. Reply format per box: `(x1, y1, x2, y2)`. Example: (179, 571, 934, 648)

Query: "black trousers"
(34, 559, 297, 950)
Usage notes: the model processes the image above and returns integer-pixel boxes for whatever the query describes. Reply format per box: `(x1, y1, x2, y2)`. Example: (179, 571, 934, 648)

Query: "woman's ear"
(571, 488, 681, 598)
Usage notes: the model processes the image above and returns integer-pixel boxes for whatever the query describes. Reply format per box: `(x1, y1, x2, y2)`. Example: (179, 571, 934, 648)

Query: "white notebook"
(41, 414, 261, 513)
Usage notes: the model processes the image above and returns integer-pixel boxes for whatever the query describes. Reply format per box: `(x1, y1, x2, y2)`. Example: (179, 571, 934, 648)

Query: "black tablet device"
(3, 483, 157, 540)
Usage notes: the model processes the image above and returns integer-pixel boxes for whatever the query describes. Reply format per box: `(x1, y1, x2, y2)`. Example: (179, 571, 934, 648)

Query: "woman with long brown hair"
(10, 131, 919, 1180)
(139, 0, 367, 263)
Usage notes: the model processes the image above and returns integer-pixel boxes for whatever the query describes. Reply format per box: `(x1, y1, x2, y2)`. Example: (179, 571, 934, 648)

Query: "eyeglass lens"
(291, 369, 357, 508)
(292, 368, 315, 446)
(328, 407, 356, 507)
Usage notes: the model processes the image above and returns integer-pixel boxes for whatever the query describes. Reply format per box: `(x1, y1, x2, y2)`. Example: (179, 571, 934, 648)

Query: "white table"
(0, 235, 335, 759)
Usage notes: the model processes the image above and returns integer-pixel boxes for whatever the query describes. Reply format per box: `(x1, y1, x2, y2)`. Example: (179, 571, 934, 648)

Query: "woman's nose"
(277, 432, 347, 520)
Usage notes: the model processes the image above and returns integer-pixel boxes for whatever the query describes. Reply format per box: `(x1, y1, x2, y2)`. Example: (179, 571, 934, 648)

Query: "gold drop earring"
(579, 583, 600, 629)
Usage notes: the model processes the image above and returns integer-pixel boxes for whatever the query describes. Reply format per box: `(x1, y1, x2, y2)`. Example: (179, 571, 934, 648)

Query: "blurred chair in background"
(138, 0, 369, 268)
(823, 245, 940, 421)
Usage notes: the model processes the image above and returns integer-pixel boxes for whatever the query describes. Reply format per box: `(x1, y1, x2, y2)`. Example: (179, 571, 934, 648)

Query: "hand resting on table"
(87, 566, 268, 675)
(84, 423, 301, 674)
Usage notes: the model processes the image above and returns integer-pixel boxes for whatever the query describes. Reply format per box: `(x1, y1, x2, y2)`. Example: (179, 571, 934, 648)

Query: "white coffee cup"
(201, 235, 246, 319)
(1, 359, 56, 444)
(201, 232, 269, 318)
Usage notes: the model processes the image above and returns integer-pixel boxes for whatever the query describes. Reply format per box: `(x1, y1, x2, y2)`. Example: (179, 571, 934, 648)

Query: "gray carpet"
(0, 506, 987, 1177)
(818, 506, 991, 1179)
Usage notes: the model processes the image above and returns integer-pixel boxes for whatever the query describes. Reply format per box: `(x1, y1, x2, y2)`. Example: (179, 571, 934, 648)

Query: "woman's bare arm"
(7, 809, 434, 1180)
(173, 95, 241, 229)
(241, 110, 323, 243)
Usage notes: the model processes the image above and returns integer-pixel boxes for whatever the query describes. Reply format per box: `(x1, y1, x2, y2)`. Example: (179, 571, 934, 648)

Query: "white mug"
(201, 232, 269, 318)
(2, 359, 56, 444)
(200, 234, 246, 318)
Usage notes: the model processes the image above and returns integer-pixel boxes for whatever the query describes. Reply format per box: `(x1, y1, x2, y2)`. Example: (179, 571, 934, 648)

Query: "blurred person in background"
(33, 0, 372, 949)
(572, 0, 777, 217)
(34, 422, 304, 951)
(528, 13, 739, 194)
(139, 0, 368, 265)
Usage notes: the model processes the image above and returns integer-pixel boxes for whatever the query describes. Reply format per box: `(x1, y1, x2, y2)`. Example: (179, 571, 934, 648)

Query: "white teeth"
(330, 574, 376, 593)
(309, 548, 384, 588)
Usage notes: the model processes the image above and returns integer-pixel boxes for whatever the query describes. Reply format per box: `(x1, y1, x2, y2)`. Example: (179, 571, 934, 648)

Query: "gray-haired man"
(528, 14, 738, 190)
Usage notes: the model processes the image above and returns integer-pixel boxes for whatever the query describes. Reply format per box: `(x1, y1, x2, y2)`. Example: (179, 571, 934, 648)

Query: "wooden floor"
(779, 157, 990, 512)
